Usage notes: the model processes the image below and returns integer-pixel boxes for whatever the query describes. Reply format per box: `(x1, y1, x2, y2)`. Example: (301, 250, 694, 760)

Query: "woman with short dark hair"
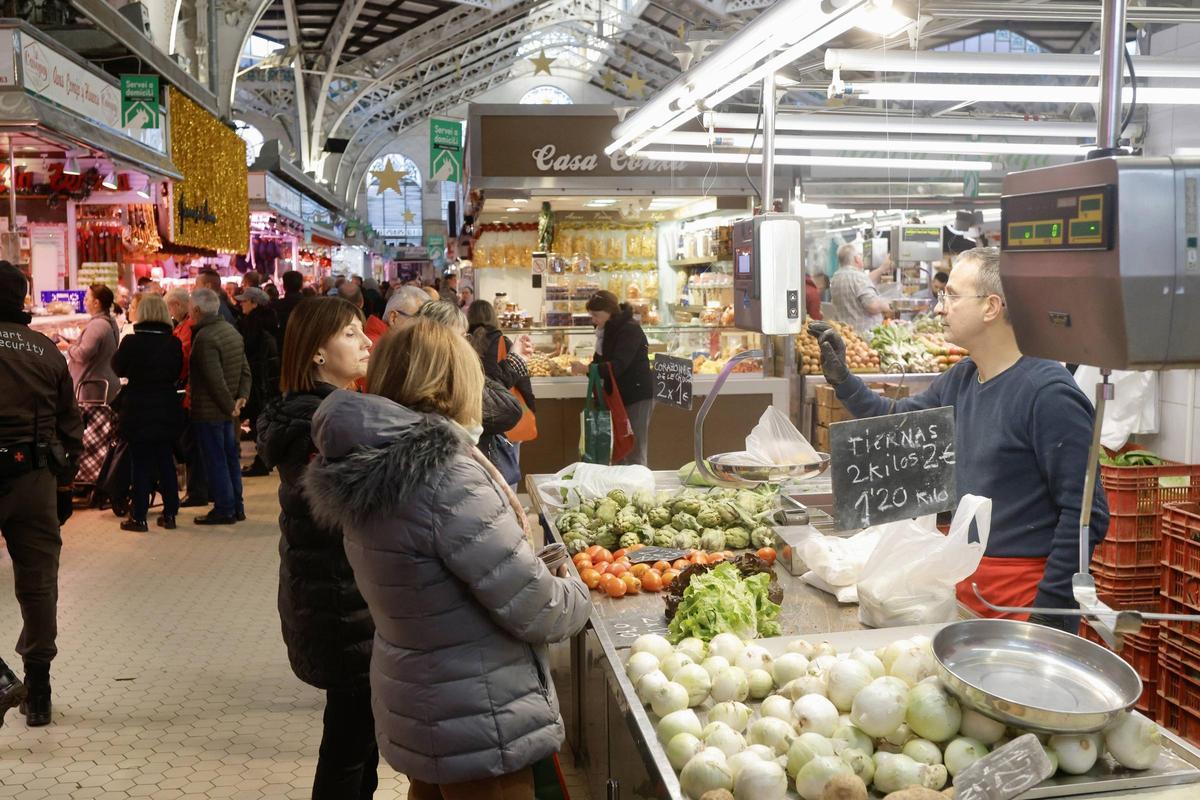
(585, 290, 653, 466)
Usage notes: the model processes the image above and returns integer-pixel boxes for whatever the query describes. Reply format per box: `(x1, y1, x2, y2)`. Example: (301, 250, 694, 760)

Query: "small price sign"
(831, 406, 957, 530)
(653, 354, 693, 410)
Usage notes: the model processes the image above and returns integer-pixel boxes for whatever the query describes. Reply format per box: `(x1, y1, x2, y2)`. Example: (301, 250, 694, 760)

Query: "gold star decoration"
(370, 159, 407, 194)
(529, 49, 556, 76)
(625, 71, 647, 98)
(403, 209, 415, 223)
(677, 23, 687, 41)
(600, 70, 617, 91)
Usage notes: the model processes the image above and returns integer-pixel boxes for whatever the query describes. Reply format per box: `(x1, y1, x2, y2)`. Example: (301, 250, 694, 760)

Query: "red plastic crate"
(1163, 565, 1200, 608)
(1101, 462, 1200, 516)
(1106, 512, 1160, 542)
(1159, 595, 1200, 652)
(1162, 503, 1200, 572)
(1156, 691, 1200, 743)
(1156, 635, 1200, 736)
(1080, 618, 1160, 683)
(1096, 586, 1161, 609)
(1091, 537, 1161, 570)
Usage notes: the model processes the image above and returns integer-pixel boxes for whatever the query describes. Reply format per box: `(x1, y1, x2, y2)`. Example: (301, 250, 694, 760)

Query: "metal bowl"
(705, 452, 831, 485)
(933, 619, 1143, 733)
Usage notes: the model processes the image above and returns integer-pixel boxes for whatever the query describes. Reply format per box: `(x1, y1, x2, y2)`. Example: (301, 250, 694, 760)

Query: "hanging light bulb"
(136, 180, 151, 199)
(101, 172, 117, 190)
(63, 155, 80, 175)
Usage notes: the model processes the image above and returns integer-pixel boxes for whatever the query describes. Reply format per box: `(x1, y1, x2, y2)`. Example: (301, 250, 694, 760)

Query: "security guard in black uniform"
(0, 261, 83, 727)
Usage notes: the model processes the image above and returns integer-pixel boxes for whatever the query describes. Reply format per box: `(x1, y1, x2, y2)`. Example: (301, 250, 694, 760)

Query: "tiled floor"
(0, 472, 592, 800)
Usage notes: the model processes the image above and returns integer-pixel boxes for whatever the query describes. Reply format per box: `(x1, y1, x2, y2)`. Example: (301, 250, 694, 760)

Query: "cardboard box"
(813, 423, 831, 452)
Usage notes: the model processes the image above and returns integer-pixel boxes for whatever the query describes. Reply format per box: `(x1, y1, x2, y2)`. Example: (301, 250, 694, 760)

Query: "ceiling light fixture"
(505, 206, 521, 212)
(63, 156, 80, 175)
(825, 48, 1200, 79)
(838, 82, 1200, 105)
(637, 150, 993, 171)
(585, 198, 618, 207)
(655, 130, 1088, 156)
(101, 172, 118, 190)
(711, 112, 1096, 138)
(855, 1, 912, 36)
(607, 0, 882, 156)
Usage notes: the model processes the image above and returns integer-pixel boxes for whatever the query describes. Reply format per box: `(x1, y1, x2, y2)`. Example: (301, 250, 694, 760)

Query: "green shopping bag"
(580, 364, 613, 464)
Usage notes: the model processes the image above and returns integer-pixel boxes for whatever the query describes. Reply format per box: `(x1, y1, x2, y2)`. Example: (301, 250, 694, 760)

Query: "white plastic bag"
(802, 527, 883, 587)
(1073, 366, 1159, 449)
(536, 462, 656, 510)
(802, 571, 860, 604)
(728, 406, 821, 467)
(856, 494, 992, 628)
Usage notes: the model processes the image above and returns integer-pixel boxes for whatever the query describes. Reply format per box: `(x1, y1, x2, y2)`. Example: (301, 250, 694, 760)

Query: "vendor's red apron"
(956, 556, 1047, 620)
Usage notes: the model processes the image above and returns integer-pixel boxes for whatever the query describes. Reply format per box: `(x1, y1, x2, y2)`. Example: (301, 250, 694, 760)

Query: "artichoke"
(673, 529, 700, 550)
(653, 527, 678, 548)
(655, 490, 675, 507)
(735, 490, 763, 514)
(619, 532, 640, 550)
(614, 508, 644, 533)
(632, 489, 657, 513)
(566, 538, 589, 555)
(671, 512, 700, 532)
(714, 500, 740, 525)
(594, 526, 618, 549)
(672, 497, 703, 517)
(607, 489, 629, 508)
(595, 499, 619, 524)
(696, 508, 722, 529)
(699, 528, 727, 552)
(579, 499, 596, 518)
(725, 526, 750, 549)
(647, 507, 673, 528)
(639, 524, 656, 545)
(751, 526, 776, 549)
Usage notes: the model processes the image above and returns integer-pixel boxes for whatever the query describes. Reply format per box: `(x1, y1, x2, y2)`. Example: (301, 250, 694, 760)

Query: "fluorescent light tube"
(655, 130, 1087, 156)
(608, 0, 873, 155)
(843, 82, 1200, 105)
(825, 48, 1200, 79)
(637, 150, 993, 171)
(712, 112, 1096, 138)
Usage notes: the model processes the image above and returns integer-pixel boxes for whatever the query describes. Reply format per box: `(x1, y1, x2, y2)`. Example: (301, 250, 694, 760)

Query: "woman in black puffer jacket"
(256, 297, 377, 800)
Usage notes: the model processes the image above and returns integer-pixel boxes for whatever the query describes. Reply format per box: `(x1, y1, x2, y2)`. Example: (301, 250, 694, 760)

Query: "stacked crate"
(1157, 502, 1200, 742)
(811, 382, 910, 452)
(1090, 458, 1200, 721)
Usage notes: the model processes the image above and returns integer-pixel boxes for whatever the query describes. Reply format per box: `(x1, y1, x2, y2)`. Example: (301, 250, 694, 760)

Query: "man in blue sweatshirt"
(811, 246, 1108, 631)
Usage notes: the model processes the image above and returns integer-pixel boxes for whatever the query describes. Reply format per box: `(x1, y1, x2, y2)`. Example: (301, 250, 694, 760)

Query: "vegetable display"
(796, 315, 968, 376)
(626, 633, 1165, 800)
(1100, 449, 1166, 467)
(556, 487, 778, 558)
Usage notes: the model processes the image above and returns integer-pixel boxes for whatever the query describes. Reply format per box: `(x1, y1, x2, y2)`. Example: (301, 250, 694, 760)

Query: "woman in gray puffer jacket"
(304, 318, 590, 797)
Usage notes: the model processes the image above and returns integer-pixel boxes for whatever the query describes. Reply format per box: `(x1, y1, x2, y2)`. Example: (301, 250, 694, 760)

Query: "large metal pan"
(933, 618, 1143, 733)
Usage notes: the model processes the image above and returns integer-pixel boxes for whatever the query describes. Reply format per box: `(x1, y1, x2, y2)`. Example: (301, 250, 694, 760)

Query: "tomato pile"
(573, 544, 776, 600)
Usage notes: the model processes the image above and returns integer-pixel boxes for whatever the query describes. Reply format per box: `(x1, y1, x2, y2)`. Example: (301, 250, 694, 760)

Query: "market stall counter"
(525, 472, 1200, 800)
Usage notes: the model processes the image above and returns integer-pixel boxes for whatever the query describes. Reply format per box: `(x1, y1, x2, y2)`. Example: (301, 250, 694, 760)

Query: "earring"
(315, 356, 325, 365)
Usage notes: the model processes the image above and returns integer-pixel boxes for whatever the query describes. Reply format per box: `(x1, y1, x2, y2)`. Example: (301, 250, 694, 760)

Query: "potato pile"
(526, 353, 554, 377)
(797, 323, 880, 375)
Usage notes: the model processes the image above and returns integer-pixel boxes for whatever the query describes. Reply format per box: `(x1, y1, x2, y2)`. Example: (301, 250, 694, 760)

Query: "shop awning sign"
(120, 75, 159, 129)
(426, 234, 445, 260)
(430, 118, 463, 183)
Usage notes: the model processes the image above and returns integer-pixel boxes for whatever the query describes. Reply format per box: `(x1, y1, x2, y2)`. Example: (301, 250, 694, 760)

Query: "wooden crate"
(813, 423, 831, 452)
(816, 403, 855, 426)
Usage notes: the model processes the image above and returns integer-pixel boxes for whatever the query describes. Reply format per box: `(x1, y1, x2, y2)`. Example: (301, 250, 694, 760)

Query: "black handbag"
(487, 434, 521, 487)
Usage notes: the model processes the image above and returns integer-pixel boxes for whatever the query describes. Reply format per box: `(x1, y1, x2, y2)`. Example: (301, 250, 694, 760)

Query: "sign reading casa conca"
(470, 105, 717, 182)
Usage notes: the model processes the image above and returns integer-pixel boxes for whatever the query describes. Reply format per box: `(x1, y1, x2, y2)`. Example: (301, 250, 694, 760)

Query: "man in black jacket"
(0, 261, 84, 727)
(236, 287, 279, 477)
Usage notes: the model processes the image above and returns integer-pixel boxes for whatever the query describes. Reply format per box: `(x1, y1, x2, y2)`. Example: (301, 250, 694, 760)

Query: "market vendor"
(811, 246, 1108, 631)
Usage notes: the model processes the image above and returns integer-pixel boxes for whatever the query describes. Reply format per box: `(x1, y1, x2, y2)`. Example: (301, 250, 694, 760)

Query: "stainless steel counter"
(526, 471, 1200, 800)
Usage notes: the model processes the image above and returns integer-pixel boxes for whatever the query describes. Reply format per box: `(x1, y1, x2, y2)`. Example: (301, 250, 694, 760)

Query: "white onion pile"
(631, 634, 1164, 800)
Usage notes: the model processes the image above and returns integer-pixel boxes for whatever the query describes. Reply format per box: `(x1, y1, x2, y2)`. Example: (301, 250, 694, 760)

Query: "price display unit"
(1000, 157, 1200, 369)
(731, 214, 805, 335)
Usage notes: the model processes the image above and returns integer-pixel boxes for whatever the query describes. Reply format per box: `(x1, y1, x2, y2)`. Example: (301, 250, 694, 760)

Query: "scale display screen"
(1001, 184, 1114, 251)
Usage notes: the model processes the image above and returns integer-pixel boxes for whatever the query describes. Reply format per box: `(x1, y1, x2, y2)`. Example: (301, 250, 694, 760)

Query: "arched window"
(365, 153, 422, 245)
(234, 120, 265, 167)
(933, 29, 1045, 54)
(520, 85, 574, 105)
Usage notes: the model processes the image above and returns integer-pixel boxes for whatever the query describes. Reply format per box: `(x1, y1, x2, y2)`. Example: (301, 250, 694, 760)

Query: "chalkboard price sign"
(830, 406, 956, 530)
(653, 354, 693, 410)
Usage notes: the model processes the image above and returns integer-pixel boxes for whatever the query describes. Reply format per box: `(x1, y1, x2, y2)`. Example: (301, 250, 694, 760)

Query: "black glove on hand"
(56, 487, 74, 526)
(807, 321, 850, 385)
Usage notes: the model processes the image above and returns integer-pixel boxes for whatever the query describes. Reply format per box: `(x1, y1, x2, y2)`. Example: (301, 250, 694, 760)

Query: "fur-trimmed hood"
(303, 390, 466, 530)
